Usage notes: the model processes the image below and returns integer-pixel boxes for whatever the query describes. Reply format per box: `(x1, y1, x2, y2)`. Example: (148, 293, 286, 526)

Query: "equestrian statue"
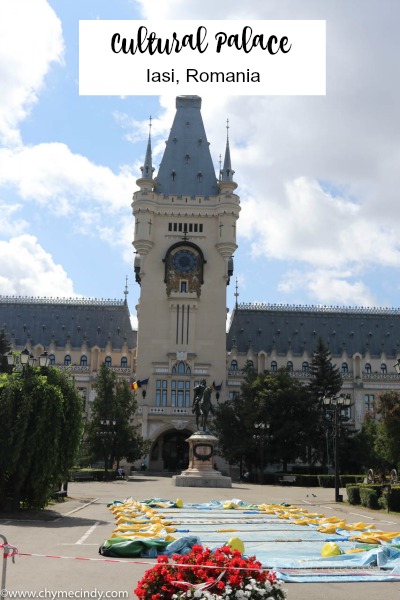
(192, 379, 214, 432)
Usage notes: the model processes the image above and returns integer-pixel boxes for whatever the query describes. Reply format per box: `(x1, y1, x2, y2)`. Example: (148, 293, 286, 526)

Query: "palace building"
(2, 95, 400, 473)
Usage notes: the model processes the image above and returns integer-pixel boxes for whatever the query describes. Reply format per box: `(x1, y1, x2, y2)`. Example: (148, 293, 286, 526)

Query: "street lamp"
(323, 394, 352, 502)
(254, 422, 270, 485)
(97, 419, 117, 476)
(4, 348, 50, 369)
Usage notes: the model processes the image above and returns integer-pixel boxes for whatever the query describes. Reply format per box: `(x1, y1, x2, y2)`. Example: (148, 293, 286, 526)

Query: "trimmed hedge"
(359, 486, 380, 509)
(346, 485, 361, 505)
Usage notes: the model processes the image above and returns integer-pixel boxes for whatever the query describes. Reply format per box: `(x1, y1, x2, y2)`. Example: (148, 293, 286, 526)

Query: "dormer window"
(184, 154, 190, 164)
(171, 171, 176, 181)
(197, 172, 202, 182)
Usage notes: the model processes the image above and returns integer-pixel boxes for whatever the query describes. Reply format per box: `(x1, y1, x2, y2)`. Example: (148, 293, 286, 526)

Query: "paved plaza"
(1, 476, 400, 600)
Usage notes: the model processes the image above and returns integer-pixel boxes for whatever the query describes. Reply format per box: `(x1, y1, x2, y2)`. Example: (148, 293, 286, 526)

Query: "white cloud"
(278, 268, 376, 307)
(240, 177, 400, 270)
(0, 143, 137, 213)
(0, 234, 76, 296)
(0, 0, 64, 145)
(0, 201, 28, 236)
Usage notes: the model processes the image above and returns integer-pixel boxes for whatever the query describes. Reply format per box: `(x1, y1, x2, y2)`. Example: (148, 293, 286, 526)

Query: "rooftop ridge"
(237, 302, 400, 316)
(0, 296, 125, 307)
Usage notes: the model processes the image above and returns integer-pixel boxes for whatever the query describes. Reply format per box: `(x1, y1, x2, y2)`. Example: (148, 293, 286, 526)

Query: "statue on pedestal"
(192, 379, 214, 432)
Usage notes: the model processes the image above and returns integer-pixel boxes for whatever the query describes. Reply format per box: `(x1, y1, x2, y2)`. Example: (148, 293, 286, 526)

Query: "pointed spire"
(124, 276, 129, 304)
(140, 117, 155, 180)
(220, 119, 235, 182)
(234, 277, 239, 309)
(153, 96, 218, 197)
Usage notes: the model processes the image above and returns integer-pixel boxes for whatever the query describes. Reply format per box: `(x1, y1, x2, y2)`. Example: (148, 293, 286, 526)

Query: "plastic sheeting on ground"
(99, 497, 400, 582)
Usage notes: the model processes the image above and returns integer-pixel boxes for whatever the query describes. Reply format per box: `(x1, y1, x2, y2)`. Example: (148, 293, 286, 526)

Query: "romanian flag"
(131, 381, 138, 391)
(137, 378, 149, 388)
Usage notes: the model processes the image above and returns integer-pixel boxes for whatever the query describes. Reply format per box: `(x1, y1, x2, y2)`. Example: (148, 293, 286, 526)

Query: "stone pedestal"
(173, 431, 232, 488)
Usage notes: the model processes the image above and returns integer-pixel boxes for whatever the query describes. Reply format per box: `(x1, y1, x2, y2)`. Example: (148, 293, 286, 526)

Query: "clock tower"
(132, 96, 240, 470)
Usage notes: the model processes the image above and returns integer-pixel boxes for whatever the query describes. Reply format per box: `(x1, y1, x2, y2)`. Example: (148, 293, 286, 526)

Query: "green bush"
(346, 485, 361, 505)
(359, 486, 380, 509)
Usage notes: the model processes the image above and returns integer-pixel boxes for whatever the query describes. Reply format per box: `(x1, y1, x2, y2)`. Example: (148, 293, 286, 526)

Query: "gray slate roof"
(0, 297, 136, 350)
(153, 96, 219, 197)
(227, 304, 400, 359)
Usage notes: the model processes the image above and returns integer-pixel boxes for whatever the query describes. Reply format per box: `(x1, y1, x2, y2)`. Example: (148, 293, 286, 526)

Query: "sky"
(1, 0, 400, 330)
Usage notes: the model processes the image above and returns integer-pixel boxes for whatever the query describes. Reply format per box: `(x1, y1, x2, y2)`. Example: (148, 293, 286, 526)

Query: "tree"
(213, 368, 319, 476)
(308, 338, 343, 401)
(86, 364, 148, 475)
(308, 338, 344, 465)
(0, 365, 83, 511)
(374, 390, 400, 468)
(0, 329, 11, 373)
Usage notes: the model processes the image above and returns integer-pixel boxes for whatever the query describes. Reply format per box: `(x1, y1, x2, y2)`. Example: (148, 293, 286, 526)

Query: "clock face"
(172, 249, 197, 273)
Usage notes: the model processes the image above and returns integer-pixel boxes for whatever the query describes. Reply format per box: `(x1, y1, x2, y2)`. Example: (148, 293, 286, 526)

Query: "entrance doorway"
(150, 429, 191, 472)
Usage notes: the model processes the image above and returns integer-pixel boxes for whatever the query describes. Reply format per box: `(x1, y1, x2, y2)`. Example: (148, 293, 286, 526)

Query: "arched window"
(381, 363, 387, 374)
(64, 355, 71, 366)
(121, 356, 128, 368)
(365, 363, 371, 374)
(287, 361, 293, 372)
(302, 361, 309, 373)
(172, 361, 191, 375)
(80, 355, 87, 366)
(105, 356, 112, 367)
(271, 361, 277, 372)
(230, 359, 238, 371)
(341, 362, 348, 373)
(49, 354, 55, 365)
(246, 360, 254, 369)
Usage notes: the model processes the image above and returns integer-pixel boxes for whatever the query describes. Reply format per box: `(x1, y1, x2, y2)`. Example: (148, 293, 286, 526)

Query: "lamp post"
(5, 348, 50, 370)
(254, 422, 270, 485)
(97, 419, 117, 478)
(323, 394, 351, 502)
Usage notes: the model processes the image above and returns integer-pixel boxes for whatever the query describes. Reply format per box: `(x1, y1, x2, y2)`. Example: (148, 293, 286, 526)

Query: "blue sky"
(1, 0, 400, 329)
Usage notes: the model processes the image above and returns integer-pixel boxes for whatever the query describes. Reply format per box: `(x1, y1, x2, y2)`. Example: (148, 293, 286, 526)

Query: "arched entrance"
(150, 429, 192, 472)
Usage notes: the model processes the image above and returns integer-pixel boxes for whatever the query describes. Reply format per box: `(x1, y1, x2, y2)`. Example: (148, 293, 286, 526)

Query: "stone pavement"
(2, 476, 400, 600)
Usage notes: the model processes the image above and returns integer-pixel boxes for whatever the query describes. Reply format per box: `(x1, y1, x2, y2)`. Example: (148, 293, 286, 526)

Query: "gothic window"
(80, 355, 87, 366)
(302, 361, 309, 373)
(230, 359, 238, 371)
(105, 356, 112, 367)
(365, 363, 371, 374)
(121, 356, 128, 367)
(271, 361, 277, 372)
(287, 361, 293, 372)
(246, 360, 254, 369)
(64, 355, 71, 366)
(49, 354, 55, 365)
(171, 380, 191, 407)
(156, 380, 168, 407)
(381, 363, 387, 374)
(180, 281, 187, 292)
(341, 362, 348, 373)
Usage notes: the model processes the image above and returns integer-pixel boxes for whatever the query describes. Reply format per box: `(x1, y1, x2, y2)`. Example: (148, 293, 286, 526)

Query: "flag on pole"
(137, 378, 149, 388)
(131, 381, 138, 391)
(212, 381, 223, 391)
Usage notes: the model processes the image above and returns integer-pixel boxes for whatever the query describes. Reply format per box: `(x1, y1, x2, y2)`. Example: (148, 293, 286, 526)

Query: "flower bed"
(135, 544, 286, 600)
